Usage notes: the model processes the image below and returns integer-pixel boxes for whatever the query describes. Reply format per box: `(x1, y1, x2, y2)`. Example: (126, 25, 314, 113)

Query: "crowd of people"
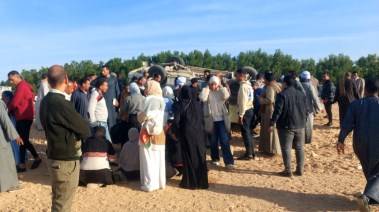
(0, 64, 378, 211)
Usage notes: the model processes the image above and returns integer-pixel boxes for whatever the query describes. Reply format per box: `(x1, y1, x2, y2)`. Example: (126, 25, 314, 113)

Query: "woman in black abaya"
(172, 85, 209, 189)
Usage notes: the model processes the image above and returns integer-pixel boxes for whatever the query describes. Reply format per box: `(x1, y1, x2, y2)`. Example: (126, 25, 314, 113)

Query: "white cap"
(300, 71, 311, 80)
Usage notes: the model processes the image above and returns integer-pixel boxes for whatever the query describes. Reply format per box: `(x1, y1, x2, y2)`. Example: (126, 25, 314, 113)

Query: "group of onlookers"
(0, 64, 378, 211)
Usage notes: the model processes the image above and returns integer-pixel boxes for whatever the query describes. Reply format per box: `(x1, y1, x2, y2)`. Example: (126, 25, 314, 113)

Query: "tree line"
(1, 49, 378, 93)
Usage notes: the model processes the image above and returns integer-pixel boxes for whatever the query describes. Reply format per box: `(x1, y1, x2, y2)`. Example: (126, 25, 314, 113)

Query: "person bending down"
(79, 126, 115, 187)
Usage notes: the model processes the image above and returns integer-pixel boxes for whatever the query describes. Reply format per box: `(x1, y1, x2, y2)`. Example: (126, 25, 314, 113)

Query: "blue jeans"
(210, 121, 234, 165)
(278, 128, 305, 173)
(240, 108, 255, 156)
(92, 121, 112, 142)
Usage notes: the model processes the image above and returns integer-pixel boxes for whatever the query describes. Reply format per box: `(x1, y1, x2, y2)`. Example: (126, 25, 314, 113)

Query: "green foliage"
(13, 50, 378, 94)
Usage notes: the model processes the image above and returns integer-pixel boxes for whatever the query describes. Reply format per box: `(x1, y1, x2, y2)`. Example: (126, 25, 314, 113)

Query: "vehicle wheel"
(242, 66, 258, 80)
(148, 65, 167, 86)
(227, 79, 240, 105)
(167, 56, 185, 65)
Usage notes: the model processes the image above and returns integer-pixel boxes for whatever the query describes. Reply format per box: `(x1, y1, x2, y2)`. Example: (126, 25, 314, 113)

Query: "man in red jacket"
(8, 71, 41, 172)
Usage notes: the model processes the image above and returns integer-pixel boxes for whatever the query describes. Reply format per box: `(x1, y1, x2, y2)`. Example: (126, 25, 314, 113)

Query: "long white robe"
(35, 80, 49, 130)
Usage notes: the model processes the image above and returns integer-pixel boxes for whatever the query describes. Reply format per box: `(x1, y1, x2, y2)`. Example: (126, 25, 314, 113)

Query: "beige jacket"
(237, 81, 254, 117)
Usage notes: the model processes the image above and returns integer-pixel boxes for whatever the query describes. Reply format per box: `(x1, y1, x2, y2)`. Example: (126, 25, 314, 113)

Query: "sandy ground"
(0, 105, 377, 212)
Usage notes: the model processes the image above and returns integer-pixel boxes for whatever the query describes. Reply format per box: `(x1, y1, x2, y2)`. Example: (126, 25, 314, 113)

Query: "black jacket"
(40, 92, 90, 160)
(270, 86, 307, 129)
(321, 80, 335, 103)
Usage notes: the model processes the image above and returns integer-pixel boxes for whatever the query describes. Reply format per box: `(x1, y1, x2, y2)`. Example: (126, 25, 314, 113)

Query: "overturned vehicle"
(128, 56, 258, 124)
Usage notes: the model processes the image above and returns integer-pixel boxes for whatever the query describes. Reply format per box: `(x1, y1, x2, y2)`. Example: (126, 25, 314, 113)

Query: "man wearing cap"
(300, 71, 323, 143)
(235, 68, 255, 160)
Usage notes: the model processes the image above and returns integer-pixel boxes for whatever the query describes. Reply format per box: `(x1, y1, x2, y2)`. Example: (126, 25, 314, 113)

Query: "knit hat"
(209, 76, 220, 86)
(300, 71, 311, 80)
(175, 77, 186, 89)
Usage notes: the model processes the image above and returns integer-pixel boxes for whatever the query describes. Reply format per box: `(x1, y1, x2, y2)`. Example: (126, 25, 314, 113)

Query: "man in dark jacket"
(334, 71, 360, 126)
(320, 71, 335, 126)
(71, 77, 91, 124)
(269, 75, 307, 177)
(40, 65, 90, 212)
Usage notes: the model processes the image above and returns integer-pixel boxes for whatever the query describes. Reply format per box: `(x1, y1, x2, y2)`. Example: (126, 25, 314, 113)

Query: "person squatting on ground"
(79, 126, 115, 187)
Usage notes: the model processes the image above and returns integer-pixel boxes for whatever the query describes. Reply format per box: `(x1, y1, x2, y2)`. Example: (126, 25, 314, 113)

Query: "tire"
(227, 79, 240, 105)
(148, 65, 167, 86)
(242, 66, 258, 80)
(167, 56, 185, 65)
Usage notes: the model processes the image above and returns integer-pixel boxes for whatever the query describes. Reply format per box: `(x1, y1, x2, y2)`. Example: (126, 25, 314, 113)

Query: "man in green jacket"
(40, 65, 90, 212)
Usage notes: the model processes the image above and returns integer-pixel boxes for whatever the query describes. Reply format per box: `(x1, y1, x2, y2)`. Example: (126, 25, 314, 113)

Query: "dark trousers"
(278, 128, 305, 173)
(324, 102, 333, 124)
(16, 120, 38, 164)
(364, 164, 379, 203)
(240, 108, 255, 156)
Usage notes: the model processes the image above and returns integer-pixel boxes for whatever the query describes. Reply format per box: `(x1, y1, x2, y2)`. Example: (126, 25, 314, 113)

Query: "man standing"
(35, 74, 50, 131)
(337, 78, 379, 211)
(201, 70, 211, 89)
(64, 81, 75, 101)
(269, 75, 307, 177)
(352, 71, 365, 98)
(7, 71, 41, 172)
(71, 77, 91, 125)
(40, 65, 90, 212)
(88, 78, 111, 141)
(320, 71, 335, 126)
(91, 65, 120, 131)
(334, 72, 360, 126)
(300, 71, 323, 143)
(235, 68, 255, 160)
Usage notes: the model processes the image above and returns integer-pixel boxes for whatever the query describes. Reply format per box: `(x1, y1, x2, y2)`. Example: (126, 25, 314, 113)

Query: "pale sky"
(0, 0, 378, 80)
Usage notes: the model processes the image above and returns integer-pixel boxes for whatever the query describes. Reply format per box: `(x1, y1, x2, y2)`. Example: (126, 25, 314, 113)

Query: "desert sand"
(0, 105, 377, 212)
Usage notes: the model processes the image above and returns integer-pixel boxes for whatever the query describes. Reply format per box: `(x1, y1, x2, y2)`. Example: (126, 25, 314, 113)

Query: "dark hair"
(235, 68, 247, 75)
(287, 70, 297, 79)
(48, 65, 67, 88)
(352, 71, 358, 74)
(191, 78, 198, 84)
(204, 70, 211, 74)
(87, 73, 96, 78)
(100, 65, 109, 70)
(96, 78, 107, 88)
(41, 74, 48, 80)
(365, 78, 379, 94)
(345, 71, 352, 78)
(130, 76, 138, 83)
(283, 75, 295, 86)
(256, 73, 263, 80)
(264, 72, 275, 82)
(206, 74, 213, 82)
(2, 90, 13, 100)
(78, 77, 90, 87)
(322, 71, 330, 76)
(7, 70, 20, 78)
(153, 73, 161, 78)
(94, 126, 106, 138)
